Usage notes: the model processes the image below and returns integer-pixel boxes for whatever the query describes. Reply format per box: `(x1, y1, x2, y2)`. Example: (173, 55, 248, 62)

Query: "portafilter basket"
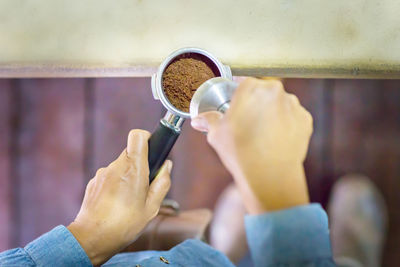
(148, 47, 232, 182)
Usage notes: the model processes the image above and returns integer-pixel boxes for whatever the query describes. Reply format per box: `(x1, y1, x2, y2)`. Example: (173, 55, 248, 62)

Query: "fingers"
(191, 111, 224, 132)
(303, 109, 314, 138)
(126, 129, 151, 181)
(127, 129, 151, 160)
(229, 78, 284, 116)
(285, 93, 314, 137)
(95, 167, 106, 178)
(230, 77, 258, 105)
(287, 93, 300, 106)
(106, 130, 151, 194)
(235, 78, 284, 98)
(145, 160, 172, 217)
(84, 178, 96, 196)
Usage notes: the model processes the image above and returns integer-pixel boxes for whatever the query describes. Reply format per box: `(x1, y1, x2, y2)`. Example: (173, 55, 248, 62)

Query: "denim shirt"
(0, 204, 335, 266)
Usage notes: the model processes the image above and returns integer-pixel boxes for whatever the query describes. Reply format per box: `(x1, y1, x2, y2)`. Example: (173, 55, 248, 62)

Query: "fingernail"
(191, 117, 208, 132)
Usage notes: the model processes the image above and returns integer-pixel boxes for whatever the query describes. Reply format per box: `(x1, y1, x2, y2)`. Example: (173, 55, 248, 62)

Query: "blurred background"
(0, 78, 399, 266)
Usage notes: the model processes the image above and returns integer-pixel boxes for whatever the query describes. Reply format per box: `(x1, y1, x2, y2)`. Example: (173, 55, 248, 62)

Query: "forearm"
(255, 162, 309, 211)
(237, 161, 309, 214)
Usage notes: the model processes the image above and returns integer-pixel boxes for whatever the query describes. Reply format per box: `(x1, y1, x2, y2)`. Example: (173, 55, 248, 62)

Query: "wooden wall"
(0, 80, 12, 251)
(286, 79, 400, 266)
(0, 78, 399, 266)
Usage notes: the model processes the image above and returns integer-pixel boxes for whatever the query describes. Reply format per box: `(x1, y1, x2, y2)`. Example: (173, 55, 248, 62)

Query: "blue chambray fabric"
(0, 204, 335, 267)
(245, 203, 336, 267)
(0, 225, 92, 267)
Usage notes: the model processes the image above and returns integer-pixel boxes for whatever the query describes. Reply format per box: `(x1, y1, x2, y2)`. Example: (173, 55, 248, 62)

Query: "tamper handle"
(148, 121, 180, 183)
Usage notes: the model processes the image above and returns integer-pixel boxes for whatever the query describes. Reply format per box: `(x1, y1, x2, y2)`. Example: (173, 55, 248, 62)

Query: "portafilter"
(148, 47, 232, 182)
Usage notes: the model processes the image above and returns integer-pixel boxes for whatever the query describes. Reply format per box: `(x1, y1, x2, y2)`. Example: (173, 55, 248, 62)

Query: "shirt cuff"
(25, 225, 92, 267)
(245, 203, 332, 266)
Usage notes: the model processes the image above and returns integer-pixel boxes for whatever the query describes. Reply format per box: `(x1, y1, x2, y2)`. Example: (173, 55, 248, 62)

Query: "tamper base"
(190, 77, 237, 118)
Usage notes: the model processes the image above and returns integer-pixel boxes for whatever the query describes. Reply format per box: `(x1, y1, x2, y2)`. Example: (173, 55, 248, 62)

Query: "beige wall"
(0, 0, 399, 78)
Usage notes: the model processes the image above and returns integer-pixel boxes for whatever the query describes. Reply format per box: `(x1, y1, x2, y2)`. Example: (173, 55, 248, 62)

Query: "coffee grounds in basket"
(162, 57, 216, 112)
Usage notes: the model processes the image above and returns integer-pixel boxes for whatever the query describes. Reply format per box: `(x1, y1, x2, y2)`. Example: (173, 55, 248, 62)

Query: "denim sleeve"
(104, 239, 235, 267)
(245, 203, 336, 267)
(0, 225, 92, 267)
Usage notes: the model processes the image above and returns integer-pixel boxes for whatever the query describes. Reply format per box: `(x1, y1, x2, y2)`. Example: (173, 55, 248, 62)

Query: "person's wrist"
(236, 161, 309, 214)
(67, 221, 106, 266)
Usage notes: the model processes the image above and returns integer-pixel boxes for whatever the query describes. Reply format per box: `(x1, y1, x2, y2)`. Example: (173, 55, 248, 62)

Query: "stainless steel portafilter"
(148, 47, 232, 182)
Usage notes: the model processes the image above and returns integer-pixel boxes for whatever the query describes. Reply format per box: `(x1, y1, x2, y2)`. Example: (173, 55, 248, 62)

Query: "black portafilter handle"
(148, 120, 181, 183)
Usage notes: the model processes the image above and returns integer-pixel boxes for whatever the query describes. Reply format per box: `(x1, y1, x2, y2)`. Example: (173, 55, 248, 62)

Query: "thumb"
(191, 111, 223, 132)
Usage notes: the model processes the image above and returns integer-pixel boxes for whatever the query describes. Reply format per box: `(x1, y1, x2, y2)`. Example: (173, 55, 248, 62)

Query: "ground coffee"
(162, 56, 216, 112)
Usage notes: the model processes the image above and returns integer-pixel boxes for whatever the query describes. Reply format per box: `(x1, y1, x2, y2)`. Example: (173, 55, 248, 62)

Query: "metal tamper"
(148, 47, 232, 182)
(189, 77, 238, 118)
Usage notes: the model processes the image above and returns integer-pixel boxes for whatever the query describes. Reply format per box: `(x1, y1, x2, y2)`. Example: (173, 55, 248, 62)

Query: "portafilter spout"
(189, 77, 238, 118)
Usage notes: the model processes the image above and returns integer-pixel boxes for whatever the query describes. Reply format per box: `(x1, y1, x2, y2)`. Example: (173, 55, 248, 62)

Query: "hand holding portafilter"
(149, 47, 232, 182)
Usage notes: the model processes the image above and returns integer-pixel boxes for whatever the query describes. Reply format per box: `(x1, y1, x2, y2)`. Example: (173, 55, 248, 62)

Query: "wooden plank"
(91, 78, 163, 177)
(0, 0, 400, 78)
(284, 79, 335, 205)
(170, 123, 232, 210)
(16, 79, 86, 245)
(0, 80, 12, 250)
(331, 80, 400, 267)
